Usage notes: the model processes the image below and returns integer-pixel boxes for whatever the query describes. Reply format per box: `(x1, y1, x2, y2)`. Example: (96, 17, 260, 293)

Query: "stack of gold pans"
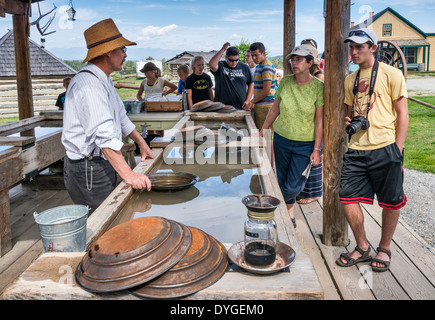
(131, 227, 228, 298)
(75, 217, 228, 298)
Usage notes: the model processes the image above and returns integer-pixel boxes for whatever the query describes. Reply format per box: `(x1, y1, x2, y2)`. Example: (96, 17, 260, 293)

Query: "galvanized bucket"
(34, 205, 89, 252)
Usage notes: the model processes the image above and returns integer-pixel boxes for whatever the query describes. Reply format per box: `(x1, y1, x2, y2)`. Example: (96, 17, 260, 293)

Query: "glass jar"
(243, 209, 277, 268)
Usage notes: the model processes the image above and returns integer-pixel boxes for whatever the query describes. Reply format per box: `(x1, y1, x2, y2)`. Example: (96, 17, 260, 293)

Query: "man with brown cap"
(62, 19, 154, 213)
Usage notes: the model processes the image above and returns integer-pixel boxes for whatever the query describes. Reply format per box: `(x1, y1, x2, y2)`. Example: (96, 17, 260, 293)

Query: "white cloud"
(222, 10, 282, 23)
(137, 24, 179, 41)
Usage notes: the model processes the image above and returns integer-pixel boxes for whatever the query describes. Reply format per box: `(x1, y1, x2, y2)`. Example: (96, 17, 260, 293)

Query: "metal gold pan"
(75, 217, 192, 293)
(131, 227, 228, 299)
(148, 172, 199, 192)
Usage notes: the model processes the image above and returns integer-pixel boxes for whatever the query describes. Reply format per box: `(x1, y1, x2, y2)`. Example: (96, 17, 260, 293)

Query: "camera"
(346, 116, 370, 135)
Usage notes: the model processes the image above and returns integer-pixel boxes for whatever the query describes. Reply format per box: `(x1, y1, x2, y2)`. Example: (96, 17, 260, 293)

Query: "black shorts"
(339, 143, 407, 210)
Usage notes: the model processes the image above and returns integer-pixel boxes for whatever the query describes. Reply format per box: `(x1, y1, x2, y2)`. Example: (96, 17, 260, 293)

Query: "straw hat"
(83, 18, 136, 63)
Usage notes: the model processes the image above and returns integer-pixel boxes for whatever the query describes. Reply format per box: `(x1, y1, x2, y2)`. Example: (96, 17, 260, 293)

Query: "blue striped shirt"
(253, 59, 276, 107)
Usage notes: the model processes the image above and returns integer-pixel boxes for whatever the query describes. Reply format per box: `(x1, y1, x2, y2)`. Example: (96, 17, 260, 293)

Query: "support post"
(283, 0, 295, 76)
(13, 12, 34, 120)
(322, 0, 350, 246)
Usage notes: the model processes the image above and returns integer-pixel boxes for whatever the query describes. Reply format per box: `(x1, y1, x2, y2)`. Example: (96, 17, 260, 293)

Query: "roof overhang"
(389, 39, 430, 47)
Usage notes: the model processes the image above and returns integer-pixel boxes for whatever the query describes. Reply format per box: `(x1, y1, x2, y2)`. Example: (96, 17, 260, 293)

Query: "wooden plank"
(1, 251, 323, 300)
(293, 203, 341, 300)
(0, 189, 12, 256)
(299, 200, 376, 300)
(0, 116, 44, 134)
(361, 202, 435, 299)
(0, 136, 35, 146)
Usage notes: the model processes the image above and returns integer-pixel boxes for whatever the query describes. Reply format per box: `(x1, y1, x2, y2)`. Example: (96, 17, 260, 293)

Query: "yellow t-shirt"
(344, 62, 407, 150)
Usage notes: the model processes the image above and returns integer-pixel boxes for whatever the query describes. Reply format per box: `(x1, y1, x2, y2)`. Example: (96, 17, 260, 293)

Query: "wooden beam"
(13, 13, 34, 120)
(2, 0, 27, 16)
(0, 0, 6, 17)
(322, 0, 350, 246)
(283, 0, 295, 76)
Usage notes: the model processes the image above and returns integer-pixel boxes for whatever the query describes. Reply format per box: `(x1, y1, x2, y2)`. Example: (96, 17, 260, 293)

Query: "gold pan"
(75, 217, 192, 293)
(148, 172, 199, 192)
(131, 227, 228, 299)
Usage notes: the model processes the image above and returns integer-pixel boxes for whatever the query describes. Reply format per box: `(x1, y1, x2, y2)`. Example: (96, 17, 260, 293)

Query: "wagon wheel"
(376, 40, 407, 80)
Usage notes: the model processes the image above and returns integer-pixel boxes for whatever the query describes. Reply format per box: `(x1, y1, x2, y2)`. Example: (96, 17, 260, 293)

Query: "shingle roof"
(166, 50, 219, 65)
(0, 30, 77, 77)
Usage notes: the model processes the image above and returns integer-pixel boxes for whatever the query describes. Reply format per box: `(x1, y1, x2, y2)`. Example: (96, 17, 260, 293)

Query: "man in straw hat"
(62, 19, 154, 214)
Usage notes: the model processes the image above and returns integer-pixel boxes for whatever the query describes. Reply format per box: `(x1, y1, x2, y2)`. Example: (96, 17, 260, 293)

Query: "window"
(383, 24, 392, 37)
(405, 47, 416, 64)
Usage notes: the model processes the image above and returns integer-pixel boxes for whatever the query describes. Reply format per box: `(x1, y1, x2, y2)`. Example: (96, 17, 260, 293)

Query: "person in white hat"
(337, 28, 408, 272)
(258, 45, 324, 228)
(62, 19, 154, 214)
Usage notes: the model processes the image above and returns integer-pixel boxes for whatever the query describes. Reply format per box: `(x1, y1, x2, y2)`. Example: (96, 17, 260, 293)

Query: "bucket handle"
(34, 205, 91, 221)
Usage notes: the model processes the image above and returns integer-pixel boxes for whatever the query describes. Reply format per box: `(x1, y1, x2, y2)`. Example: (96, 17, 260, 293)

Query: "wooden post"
(283, 0, 295, 76)
(0, 189, 11, 256)
(322, 0, 350, 246)
(13, 12, 34, 120)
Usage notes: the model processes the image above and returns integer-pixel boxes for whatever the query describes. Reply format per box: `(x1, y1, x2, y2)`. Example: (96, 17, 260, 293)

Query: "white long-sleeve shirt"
(62, 63, 136, 160)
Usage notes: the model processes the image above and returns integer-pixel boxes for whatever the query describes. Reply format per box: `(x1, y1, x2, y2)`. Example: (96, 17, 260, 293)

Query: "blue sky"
(1, 0, 435, 61)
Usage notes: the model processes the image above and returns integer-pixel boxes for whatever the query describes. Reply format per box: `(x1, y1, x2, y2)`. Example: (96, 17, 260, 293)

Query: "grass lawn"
(405, 96, 435, 173)
(113, 76, 144, 101)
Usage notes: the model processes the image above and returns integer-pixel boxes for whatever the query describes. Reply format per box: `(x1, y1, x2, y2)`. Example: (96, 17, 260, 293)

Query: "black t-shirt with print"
(185, 73, 213, 105)
(211, 61, 253, 109)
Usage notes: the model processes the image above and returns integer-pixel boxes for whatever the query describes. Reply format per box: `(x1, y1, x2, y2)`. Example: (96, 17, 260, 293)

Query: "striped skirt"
(298, 161, 323, 198)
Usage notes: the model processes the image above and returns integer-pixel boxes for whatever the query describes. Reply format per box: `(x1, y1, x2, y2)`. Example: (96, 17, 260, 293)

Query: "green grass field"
(404, 96, 435, 173)
(1, 90, 434, 173)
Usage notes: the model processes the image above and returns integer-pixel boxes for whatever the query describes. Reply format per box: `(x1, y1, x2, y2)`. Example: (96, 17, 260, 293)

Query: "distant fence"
(0, 79, 64, 118)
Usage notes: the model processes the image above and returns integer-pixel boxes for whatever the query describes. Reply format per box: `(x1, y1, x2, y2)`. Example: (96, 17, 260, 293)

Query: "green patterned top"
(273, 75, 324, 141)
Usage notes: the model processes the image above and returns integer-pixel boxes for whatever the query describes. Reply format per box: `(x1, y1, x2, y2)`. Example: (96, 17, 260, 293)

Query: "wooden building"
(0, 30, 77, 117)
(165, 50, 221, 81)
(352, 7, 435, 71)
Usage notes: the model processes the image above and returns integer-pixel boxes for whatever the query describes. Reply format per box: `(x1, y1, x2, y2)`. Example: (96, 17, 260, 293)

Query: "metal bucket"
(131, 101, 144, 114)
(34, 205, 89, 252)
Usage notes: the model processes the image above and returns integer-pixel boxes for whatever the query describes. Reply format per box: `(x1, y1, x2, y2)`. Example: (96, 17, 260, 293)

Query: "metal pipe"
(114, 82, 139, 90)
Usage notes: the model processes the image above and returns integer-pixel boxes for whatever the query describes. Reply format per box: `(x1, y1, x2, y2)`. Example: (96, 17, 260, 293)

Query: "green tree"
(63, 60, 86, 71)
(233, 38, 251, 62)
(123, 60, 136, 75)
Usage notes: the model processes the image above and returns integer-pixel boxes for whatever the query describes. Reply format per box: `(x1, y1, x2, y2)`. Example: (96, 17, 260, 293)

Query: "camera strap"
(352, 59, 379, 119)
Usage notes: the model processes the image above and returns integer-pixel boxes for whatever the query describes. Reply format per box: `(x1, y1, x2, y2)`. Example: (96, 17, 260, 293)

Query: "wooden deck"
(1, 180, 434, 300)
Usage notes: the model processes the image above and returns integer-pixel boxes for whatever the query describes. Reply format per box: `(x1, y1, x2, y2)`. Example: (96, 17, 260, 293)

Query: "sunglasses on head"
(227, 57, 239, 62)
(301, 39, 317, 48)
(348, 30, 374, 44)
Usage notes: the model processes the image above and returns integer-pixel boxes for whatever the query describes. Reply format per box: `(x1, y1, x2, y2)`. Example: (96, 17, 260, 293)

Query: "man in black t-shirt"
(209, 43, 254, 110)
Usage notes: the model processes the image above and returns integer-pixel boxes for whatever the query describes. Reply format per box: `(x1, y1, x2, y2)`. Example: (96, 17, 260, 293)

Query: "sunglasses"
(301, 39, 317, 48)
(348, 30, 374, 44)
(227, 57, 239, 62)
(121, 47, 127, 54)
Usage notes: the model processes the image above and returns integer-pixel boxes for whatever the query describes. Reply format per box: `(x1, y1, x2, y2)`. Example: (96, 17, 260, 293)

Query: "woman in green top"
(259, 45, 324, 227)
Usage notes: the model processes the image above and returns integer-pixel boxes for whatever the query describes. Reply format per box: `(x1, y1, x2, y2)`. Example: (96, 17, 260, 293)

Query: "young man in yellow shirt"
(336, 28, 409, 272)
